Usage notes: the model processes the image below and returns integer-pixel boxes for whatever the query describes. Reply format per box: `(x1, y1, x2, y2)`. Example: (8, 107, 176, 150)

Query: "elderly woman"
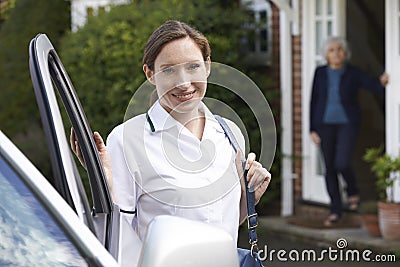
(309, 36, 388, 227)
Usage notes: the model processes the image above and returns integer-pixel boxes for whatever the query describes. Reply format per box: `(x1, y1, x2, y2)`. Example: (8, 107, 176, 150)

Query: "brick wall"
(271, 3, 280, 92)
(292, 34, 302, 202)
(270, 0, 305, 212)
(293, 0, 304, 209)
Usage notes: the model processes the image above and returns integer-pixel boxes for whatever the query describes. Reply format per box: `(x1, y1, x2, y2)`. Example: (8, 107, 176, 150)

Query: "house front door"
(302, 0, 399, 205)
(302, 0, 346, 204)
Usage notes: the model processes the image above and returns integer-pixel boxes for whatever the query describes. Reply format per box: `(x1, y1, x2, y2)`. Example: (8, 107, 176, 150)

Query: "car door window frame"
(29, 34, 113, 247)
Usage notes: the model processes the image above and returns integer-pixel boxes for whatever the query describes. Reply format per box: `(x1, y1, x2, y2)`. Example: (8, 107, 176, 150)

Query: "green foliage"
(363, 145, 400, 202)
(0, 0, 70, 177)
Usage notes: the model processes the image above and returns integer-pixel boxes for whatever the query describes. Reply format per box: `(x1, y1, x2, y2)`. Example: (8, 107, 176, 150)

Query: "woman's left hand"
(235, 151, 272, 204)
(245, 152, 272, 203)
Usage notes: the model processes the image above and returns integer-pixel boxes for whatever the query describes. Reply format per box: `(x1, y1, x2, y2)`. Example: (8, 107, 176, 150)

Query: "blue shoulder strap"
(214, 115, 260, 256)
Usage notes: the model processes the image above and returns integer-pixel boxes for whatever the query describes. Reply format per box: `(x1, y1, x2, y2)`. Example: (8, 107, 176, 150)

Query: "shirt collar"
(202, 104, 225, 134)
(146, 100, 224, 134)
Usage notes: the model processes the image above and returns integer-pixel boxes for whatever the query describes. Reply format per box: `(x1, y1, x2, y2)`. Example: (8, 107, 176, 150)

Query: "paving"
(238, 216, 400, 266)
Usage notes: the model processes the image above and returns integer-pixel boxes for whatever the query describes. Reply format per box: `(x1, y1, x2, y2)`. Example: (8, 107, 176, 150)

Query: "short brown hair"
(142, 20, 211, 70)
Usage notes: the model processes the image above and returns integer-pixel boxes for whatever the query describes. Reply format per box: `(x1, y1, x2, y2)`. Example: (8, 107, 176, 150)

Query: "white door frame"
(270, 0, 300, 216)
(301, 0, 346, 204)
(385, 0, 400, 202)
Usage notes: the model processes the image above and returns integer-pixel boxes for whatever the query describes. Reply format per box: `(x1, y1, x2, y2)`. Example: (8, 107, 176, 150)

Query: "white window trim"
(71, 0, 129, 32)
(242, 0, 273, 66)
(385, 0, 400, 202)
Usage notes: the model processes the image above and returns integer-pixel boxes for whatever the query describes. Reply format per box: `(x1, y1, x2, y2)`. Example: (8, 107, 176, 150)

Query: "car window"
(0, 154, 88, 266)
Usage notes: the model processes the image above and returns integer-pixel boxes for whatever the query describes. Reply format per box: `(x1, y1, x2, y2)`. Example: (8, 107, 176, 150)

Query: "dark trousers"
(319, 123, 359, 216)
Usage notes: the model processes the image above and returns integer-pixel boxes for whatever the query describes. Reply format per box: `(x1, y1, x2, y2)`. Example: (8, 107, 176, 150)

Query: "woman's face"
(144, 37, 210, 114)
(326, 41, 347, 69)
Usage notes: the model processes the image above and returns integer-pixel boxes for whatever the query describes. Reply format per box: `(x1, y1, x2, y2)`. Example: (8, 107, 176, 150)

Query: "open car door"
(28, 33, 128, 261)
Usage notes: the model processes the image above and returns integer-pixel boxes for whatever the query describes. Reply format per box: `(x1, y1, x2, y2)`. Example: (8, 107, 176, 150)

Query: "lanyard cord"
(146, 112, 155, 132)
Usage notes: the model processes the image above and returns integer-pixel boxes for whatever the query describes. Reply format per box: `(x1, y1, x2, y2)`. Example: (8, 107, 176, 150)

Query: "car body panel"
(139, 215, 239, 267)
(0, 131, 119, 267)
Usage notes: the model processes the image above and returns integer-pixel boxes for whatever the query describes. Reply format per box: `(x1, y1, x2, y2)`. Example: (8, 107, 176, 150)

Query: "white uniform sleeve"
(107, 125, 143, 267)
(106, 125, 137, 213)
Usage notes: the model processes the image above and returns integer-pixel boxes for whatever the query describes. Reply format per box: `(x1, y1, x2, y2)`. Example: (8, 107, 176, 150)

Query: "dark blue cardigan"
(309, 64, 384, 133)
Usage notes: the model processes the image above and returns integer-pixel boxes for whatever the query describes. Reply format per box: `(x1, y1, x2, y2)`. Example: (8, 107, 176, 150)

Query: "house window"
(86, 7, 94, 17)
(87, 6, 106, 18)
(242, 0, 272, 66)
(315, 0, 335, 65)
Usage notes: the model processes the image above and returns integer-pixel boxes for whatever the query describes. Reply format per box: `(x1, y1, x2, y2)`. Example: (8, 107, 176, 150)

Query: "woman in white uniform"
(71, 19, 272, 251)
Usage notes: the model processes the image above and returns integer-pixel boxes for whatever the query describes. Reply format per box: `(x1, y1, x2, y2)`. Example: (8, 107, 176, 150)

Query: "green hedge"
(0, 0, 70, 178)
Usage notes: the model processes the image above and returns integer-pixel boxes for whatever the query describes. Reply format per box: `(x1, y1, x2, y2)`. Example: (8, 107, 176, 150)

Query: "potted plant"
(363, 146, 400, 241)
(358, 201, 381, 237)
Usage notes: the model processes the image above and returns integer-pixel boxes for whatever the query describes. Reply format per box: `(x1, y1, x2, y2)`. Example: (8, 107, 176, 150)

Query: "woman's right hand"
(310, 131, 321, 145)
(70, 127, 86, 168)
(70, 128, 114, 198)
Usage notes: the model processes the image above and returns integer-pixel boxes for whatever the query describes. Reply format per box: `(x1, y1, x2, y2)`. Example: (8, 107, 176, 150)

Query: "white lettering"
(345, 250, 360, 261)
(362, 250, 372, 262)
(318, 249, 327, 261)
(328, 247, 338, 261)
(302, 250, 317, 261)
(269, 249, 276, 262)
(277, 250, 287, 261)
(288, 250, 299, 261)
(257, 245, 267, 261)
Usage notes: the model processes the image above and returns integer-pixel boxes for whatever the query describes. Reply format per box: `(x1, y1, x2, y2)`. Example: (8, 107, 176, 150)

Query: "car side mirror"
(139, 215, 239, 267)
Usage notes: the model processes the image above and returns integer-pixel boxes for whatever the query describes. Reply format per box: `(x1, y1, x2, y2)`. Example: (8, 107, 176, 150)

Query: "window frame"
(242, 0, 273, 66)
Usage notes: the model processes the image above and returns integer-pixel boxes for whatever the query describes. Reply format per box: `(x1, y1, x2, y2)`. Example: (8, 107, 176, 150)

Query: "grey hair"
(321, 36, 351, 61)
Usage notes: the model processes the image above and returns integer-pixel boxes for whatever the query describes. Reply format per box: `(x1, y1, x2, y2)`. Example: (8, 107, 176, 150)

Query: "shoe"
(348, 195, 360, 212)
(323, 214, 340, 227)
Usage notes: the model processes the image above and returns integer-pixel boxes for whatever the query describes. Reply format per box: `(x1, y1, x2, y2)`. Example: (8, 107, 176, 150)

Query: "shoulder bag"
(215, 115, 265, 267)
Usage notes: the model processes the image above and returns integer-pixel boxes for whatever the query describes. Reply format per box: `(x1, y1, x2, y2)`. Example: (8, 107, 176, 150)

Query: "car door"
(28, 33, 116, 253)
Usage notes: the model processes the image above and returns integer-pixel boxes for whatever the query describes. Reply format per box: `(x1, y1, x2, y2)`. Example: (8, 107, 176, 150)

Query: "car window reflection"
(0, 155, 88, 266)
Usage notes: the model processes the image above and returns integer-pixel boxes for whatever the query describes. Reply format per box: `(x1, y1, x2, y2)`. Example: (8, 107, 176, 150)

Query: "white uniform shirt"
(106, 101, 244, 242)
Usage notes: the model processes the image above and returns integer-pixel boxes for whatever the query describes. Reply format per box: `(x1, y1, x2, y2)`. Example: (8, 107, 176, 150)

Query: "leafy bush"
(0, 0, 70, 179)
(363, 145, 400, 202)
